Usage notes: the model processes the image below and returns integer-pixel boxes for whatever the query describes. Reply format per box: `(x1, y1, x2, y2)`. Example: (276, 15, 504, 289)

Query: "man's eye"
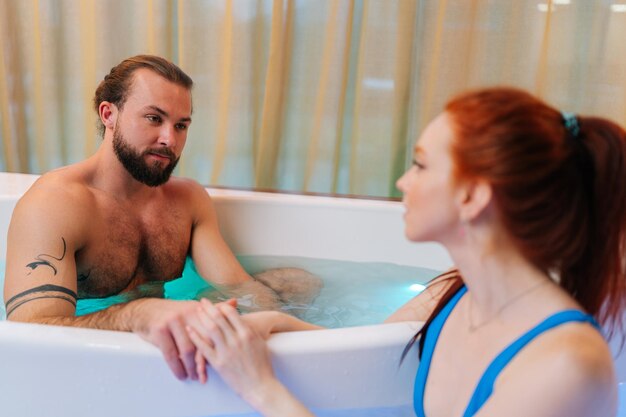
(176, 124, 188, 131)
(146, 115, 161, 123)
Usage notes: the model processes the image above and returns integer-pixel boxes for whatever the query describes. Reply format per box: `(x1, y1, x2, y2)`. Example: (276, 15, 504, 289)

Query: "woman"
(187, 87, 626, 417)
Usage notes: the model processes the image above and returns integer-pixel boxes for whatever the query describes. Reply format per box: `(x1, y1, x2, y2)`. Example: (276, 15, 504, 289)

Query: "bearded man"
(3, 55, 320, 381)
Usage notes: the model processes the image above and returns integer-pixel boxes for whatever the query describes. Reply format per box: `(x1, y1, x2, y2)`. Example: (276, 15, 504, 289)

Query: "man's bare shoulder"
(162, 176, 211, 202)
(15, 166, 96, 219)
(165, 176, 206, 191)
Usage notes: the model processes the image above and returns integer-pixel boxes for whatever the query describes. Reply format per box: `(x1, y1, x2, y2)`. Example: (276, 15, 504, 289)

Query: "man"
(3, 55, 320, 380)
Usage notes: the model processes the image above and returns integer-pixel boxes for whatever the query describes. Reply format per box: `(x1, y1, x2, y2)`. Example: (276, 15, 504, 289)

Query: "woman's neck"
(445, 225, 551, 319)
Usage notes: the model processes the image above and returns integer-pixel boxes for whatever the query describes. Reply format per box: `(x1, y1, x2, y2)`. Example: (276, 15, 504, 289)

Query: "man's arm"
(4, 184, 84, 323)
(185, 181, 283, 310)
(3, 184, 201, 380)
(185, 181, 322, 309)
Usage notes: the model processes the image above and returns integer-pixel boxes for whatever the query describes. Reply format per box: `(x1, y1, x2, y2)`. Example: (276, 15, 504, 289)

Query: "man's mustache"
(146, 148, 176, 160)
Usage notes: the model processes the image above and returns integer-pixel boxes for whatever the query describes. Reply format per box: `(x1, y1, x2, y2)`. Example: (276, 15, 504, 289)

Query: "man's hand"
(197, 268, 323, 316)
(129, 298, 205, 380)
(129, 297, 239, 382)
(197, 279, 283, 313)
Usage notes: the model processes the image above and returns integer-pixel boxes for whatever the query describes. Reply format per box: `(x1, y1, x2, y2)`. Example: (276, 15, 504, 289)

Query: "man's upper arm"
(4, 187, 82, 321)
(186, 182, 250, 286)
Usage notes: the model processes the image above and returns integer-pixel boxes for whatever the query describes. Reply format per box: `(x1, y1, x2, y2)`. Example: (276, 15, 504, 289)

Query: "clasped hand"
(130, 298, 237, 381)
(187, 299, 277, 401)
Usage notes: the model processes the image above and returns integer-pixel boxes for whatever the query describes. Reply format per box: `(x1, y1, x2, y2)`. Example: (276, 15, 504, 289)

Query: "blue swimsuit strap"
(462, 309, 600, 417)
(413, 285, 600, 417)
(414, 285, 467, 417)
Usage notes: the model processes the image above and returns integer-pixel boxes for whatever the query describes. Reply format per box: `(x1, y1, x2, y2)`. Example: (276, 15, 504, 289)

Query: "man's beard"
(112, 126, 179, 187)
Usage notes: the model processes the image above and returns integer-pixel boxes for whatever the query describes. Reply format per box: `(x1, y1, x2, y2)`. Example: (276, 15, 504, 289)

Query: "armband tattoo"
(5, 284, 77, 318)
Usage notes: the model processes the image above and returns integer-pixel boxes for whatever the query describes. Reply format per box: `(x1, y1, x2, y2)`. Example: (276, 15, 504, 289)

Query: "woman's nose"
(396, 171, 408, 192)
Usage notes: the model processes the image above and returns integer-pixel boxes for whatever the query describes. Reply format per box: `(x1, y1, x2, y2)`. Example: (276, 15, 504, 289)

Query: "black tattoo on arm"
(25, 237, 67, 275)
(5, 284, 78, 318)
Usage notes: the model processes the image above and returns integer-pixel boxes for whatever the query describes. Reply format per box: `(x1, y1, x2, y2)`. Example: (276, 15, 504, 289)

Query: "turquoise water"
(74, 255, 438, 328)
(1, 256, 436, 326)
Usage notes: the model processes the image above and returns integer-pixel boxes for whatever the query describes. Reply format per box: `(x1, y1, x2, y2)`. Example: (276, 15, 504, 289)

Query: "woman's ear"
(458, 180, 493, 222)
(98, 101, 117, 130)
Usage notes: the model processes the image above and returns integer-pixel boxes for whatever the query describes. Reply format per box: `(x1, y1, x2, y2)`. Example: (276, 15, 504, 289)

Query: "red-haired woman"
(187, 87, 626, 417)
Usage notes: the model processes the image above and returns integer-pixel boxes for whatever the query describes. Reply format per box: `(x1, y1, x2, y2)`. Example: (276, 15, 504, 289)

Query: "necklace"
(467, 280, 549, 333)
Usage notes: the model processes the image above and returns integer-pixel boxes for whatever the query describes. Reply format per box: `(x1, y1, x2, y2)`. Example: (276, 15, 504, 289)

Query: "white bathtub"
(0, 172, 451, 417)
(1, 172, 625, 417)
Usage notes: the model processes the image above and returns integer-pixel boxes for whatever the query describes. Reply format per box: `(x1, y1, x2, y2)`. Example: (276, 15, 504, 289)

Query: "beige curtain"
(0, 0, 625, 197)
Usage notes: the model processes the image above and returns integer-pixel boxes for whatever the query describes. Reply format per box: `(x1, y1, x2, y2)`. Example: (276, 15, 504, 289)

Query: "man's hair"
(93, 55, 193, 136)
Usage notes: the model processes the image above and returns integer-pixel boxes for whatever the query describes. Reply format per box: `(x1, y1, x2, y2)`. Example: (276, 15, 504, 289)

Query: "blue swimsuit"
(413, 285, 600, 417)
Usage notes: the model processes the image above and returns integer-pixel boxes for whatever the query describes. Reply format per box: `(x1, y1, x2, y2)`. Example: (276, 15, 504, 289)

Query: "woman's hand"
(187, 299, 277, 401)
(188, 299, 317, 417)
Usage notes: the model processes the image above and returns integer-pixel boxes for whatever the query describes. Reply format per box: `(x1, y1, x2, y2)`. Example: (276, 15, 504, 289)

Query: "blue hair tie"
(561, 111, 580, 137)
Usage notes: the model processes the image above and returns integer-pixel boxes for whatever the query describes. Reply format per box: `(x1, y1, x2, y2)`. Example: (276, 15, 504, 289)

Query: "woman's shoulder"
(490, 318, 617, 417)
(537, 318, 615, 382)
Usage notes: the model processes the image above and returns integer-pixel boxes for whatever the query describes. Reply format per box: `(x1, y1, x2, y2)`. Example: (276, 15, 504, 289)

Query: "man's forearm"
(215, 278, 283, 311)
(11, 299, 143, 331)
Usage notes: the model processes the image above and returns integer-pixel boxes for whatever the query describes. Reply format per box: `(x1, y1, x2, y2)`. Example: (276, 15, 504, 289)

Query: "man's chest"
(75, 206, 193, 298)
